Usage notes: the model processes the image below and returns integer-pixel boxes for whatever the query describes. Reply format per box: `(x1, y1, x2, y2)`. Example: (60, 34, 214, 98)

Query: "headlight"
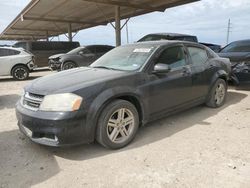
(39, 93, 83, 112)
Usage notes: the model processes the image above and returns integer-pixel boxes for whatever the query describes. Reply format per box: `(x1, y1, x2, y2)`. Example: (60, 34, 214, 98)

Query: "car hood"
(48, 53, 65, 59)
(25, 67, 128, 95)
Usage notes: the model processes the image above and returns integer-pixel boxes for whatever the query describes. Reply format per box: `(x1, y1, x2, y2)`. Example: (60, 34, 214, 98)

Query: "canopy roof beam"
(21, 16, 104, 25)
(82, 0, 165, 12)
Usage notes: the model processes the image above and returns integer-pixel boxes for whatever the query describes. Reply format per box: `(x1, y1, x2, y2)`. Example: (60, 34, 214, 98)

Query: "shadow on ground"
(0, 94, 20, 110)
(51, 91, 247, 160)
(0, 130, 60, 188)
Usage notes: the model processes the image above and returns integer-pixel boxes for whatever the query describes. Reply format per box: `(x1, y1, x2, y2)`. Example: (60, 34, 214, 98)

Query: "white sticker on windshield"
(133, 48, 152, 53)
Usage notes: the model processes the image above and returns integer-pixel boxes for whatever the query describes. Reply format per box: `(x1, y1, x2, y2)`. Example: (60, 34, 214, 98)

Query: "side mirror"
(153, 63, 171, 73)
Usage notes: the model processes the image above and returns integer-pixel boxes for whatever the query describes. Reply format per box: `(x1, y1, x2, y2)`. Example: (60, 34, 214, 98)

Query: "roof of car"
(144, 33, 196, 37)
(126, 40, 202, 48)
(230, 39, 250, 43)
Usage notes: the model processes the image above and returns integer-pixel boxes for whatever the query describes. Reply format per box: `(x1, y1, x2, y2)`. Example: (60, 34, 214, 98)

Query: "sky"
(0, 0, 250, 47)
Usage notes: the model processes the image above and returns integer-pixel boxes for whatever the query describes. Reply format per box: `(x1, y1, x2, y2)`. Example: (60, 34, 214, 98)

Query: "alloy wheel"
(106, 108, 135, 144)
(214, 83, 225, 105)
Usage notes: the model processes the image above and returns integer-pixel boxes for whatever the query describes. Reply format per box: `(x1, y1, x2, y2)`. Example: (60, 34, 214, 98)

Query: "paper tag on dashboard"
(133, 48, 152, 53)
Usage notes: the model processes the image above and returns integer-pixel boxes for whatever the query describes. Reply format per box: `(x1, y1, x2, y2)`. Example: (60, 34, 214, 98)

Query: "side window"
(187, 47, 208, 66)
(79, 48, 91, 55)
(95, 46, 112, 54)
(157, 46, 186, 69)
(86, 47, 96, 54)
(0, 49, 20, 57)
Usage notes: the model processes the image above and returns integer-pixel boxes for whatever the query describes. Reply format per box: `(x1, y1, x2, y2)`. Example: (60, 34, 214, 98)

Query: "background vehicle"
(48, 45, 114, 71)
(218, 39, 250, 85)
(200, 42, 221, 53)
(138, 33, 221, 52)
(14, 41, 80, 68)
(0, 47, 35, 80)
(16, 41, 230, 149)
(138, 33, 198, 42)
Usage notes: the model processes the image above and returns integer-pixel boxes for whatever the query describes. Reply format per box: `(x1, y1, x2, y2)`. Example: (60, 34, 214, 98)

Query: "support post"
(68, 23, 72, 42)
(115, 6, 121, 46)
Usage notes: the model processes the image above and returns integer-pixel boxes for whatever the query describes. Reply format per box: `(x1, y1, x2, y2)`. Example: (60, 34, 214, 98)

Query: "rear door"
(186, 45, 210, 99)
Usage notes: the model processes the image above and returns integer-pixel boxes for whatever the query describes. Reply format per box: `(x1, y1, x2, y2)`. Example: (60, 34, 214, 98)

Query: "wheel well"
(116, 95, 143, 124)
(11, 64, 29, 76)
(218, 75, 227, 83)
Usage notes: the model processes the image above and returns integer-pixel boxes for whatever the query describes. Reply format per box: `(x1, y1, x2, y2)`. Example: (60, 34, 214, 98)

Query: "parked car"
(218, 39, 250, 85)
(48, 45, 114, 71)
(0, 47, 35, 80)
(13, 41, 80, 68)
(138, 33, 221, 52)
(138, 33, 198, 43)
(16, 41, 231, 149)
(200, 42, 221, 53)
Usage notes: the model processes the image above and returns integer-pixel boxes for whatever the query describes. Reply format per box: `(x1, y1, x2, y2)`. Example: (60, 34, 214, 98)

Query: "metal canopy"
(0, 0, 199, 45)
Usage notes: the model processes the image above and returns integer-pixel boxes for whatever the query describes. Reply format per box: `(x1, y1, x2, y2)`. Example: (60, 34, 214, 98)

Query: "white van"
(0, 47, 35, 80)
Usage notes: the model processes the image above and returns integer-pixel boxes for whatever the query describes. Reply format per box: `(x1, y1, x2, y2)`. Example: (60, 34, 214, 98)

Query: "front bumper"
(16, 102, 90, 146)
(49, 60, 62, 71)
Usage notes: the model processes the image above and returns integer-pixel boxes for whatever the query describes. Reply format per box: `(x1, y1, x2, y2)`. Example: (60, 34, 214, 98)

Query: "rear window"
(138, 35, 198, 42)
(95, 46, 114, 53)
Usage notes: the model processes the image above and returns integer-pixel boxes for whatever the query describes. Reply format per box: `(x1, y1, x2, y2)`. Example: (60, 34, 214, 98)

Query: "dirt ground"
(0, 70, 250, 188)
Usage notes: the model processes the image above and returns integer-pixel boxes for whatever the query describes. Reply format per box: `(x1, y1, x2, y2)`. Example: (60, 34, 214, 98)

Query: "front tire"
(61, 61, 77, 70)
(206, 78, 227, 108)
(96, 100, 139, 149)
(12, 65, 29, 80)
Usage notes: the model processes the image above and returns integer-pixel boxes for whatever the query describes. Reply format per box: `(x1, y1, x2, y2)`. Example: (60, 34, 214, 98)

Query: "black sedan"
(48, 45, 114, 71)
(16, 41, 231, 149)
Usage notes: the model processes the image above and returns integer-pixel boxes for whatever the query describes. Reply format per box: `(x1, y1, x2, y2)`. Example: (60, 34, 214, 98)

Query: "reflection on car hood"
(25, 67, 127, 95)
(48, 53, 65, 59)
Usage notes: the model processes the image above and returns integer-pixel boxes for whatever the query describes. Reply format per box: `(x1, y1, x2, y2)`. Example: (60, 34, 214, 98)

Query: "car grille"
(22, 92, 44, 111)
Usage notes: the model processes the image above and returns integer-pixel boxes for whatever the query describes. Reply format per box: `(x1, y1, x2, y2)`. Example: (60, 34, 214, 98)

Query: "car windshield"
(67, 47, 85, 55)
(90, 45, 156, 71)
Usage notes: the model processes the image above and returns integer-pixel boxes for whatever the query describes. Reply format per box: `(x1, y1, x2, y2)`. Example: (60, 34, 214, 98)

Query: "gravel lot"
(0, 70, 250, 188)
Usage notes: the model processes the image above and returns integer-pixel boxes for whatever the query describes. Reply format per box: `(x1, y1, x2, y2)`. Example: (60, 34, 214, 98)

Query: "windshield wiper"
(92, 66, 120, 71)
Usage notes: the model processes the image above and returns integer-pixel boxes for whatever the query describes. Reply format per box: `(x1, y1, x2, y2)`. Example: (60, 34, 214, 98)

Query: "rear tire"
(96, 100, 139, 149)
(206, 78, 227, 108)
(61, 61, 77, 70)
(12, 65, 29, 80)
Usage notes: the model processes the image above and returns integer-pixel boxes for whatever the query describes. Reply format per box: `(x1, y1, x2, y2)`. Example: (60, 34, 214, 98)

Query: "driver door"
(146, 45, 193, 116)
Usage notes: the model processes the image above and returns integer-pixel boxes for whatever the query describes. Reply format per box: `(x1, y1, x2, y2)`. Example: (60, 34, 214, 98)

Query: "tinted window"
(138, 35, 198, 42)
(95, 46, 113, 53)
(188, 47, 208, 65)
(86, 46, 96, 54)
(0, 49, 20, 57)
(221, 41, 250, 53)
(157, 46, 186, 69)
(31, 42, 80, 51)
